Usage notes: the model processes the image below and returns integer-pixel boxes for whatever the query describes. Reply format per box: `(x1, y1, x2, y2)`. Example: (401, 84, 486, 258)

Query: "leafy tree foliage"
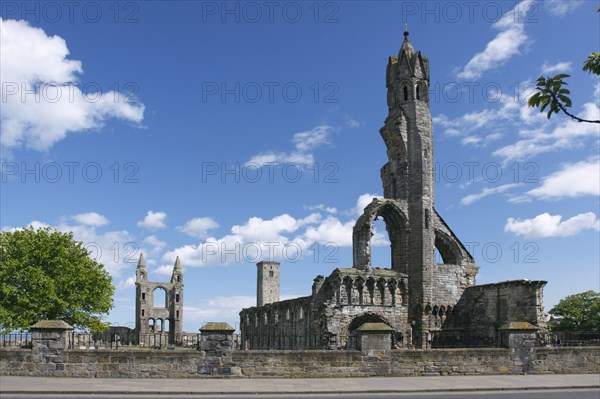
(549, 290, 600, 332)
(0, 227, 114, 332)
(528, 6, 600, 124)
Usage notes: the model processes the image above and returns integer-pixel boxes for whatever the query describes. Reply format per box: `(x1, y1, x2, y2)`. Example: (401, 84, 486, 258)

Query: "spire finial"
(404, 22, 408, 35)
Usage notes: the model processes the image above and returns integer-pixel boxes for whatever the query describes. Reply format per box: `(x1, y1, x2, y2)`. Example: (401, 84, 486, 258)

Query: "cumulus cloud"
(143, 235, 167, 254)
(162, 213, 314, 267)
(162, 193, 389, 268)
(505, 212, 600, 238)
(525, 159, 600, 200)
(246, 125, 335, 167)
(72, 212, 109, 226)
(456, 1, 531, 79)
(137, 211, 167, 230)
(153, 264, 173, 277)
(177, 217, 219, 239)
(0, 18, 144, 153)
(302, 217, 354, 247)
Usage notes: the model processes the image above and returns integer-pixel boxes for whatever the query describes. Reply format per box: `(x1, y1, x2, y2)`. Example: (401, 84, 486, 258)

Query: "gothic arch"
(352, 199, 409, 272)
(434, 229, 463, 265)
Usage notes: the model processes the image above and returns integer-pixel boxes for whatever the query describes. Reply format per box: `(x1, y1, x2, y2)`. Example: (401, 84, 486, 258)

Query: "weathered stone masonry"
(1, 321, 598, 378)
(135, 254, 184, 345)
(2, 347, 598, 378)
(240, 31, 547, 350)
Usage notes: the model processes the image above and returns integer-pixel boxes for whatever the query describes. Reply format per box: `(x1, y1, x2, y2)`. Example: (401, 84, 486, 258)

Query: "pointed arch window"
(403, 86, 408, 101)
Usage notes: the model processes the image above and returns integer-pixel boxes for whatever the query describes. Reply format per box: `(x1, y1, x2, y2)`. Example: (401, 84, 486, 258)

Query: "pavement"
(1, 374, 599, 395)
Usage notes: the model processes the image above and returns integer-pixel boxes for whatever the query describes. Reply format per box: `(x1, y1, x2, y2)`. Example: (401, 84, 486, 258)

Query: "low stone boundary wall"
(1, 346, 599, 378)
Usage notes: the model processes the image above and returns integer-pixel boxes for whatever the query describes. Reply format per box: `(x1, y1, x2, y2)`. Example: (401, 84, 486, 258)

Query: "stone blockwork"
(2, 346, 598, 378)
(444, 280, 548, 343)
(257, 261, 280, 307)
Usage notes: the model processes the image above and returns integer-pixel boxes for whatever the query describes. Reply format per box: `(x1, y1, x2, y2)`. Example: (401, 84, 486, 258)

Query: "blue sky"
(1, 0, 599, 331)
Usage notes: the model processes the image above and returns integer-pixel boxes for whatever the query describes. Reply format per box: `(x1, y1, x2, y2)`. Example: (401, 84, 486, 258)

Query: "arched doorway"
(346, 313, 393, 349)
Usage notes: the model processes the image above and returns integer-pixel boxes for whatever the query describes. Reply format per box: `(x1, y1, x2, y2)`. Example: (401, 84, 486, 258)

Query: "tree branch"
(547, 90, 600, 124)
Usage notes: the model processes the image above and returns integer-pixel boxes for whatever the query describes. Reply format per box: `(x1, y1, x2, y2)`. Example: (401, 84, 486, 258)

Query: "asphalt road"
(2, 389, 599, 399)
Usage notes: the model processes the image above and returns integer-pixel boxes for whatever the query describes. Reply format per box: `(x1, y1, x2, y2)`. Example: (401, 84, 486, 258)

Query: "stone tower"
(135, 254, 184, 344)
(352, 30, 476, 348)
(256, 261, 280, 307)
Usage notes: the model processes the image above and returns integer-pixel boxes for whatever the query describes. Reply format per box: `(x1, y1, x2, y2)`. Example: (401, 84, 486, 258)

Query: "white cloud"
(302, 217, 354, 247)
(526, 159, 600, 200)
(541, 61, 572, 74)
(545, 0, 584, 16)
(137, 211, 167, 230)
(0, 18, 144, 153)
(304, 204, 337, 214)
(153, 264, 173, 277)
(118, 275, 136, 289)
(344, 117, 363, 128)
(246, 125, 335, 167)
(456, 1, 530, 79)
(493, 102, 600, 163)
(505, 212, 600, 238)
(177, 217, 219, 239)
(72, 212, 109, 226)
(143, 235, 167, 254)
(434, 91, 531, 143)
(292, 125, 334, 152)
(162, 193, 390, 268)
(461, 183, 523, 205)
(162, 213, 314, 267)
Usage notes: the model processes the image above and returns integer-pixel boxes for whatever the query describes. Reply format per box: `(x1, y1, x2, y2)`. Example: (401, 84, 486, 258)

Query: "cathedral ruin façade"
(239, 31, 547, 350)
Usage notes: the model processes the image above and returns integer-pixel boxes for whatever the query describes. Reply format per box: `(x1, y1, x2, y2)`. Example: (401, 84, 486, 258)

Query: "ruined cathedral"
(240, 31, 547, 350)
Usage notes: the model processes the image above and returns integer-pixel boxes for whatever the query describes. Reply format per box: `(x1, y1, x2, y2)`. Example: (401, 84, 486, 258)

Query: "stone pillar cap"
(499, 321, 538, 331)
(200, 322, 235, 332)
(30, 320, 73, 330)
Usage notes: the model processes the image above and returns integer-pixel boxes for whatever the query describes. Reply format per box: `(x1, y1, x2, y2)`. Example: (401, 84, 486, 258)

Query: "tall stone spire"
(173, 256, 182, 271)
(136, 253, 147, 283)
(137, 253, 146, 269)
(171, 256, 183, 284)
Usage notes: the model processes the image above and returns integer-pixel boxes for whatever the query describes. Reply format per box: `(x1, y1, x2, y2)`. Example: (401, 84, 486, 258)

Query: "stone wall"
(2, 346, 598, 378)
(445, 280, 548, 342)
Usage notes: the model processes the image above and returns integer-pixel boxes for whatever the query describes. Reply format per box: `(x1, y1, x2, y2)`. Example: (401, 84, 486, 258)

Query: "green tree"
(528, 6, 600, 124)
(549, 290, 600, 332)
(0, 227, 114, 332)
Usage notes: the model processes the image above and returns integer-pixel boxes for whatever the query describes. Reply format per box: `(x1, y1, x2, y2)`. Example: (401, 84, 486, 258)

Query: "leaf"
(553, 73, 571, 80)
